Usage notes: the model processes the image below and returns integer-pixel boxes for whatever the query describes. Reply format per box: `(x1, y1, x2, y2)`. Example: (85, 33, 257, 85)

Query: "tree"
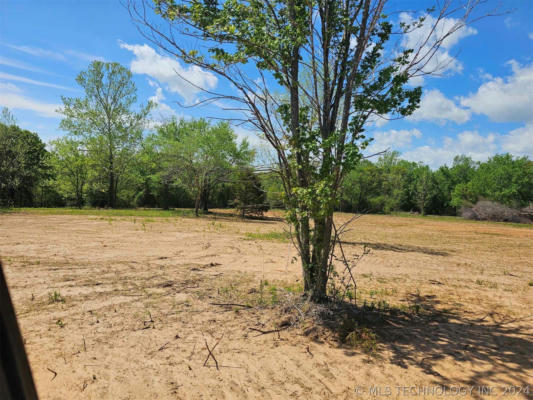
(0, 107, 17, 126)
(132, 0, 492, 301)
(234, 168, 267, 217)
(59, 61, 152, 208)
(49, 137, 89, 208)
(0, 123, 48, 206)
(466, 154, 533, 207)
(156, 118, 253, 216)
(412, 164, 435, 215)
(341, 160, 382, 212)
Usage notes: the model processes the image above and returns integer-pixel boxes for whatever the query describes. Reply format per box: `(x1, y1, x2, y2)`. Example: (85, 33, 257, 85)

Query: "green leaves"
(0, 122, 48, 206)
(153, 118, 254, 214)
(59, 61, 152, 207)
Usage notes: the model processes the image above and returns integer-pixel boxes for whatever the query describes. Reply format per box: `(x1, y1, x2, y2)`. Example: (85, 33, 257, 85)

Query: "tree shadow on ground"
(314, 294, 532, 396)
(340, 240, 450, 256)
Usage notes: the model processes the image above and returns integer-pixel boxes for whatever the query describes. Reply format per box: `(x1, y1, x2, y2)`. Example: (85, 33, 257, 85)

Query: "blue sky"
(0, 0, 532, 168)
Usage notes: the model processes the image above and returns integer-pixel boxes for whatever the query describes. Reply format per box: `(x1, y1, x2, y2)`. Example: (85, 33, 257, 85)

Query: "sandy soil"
(1, 211, 532, 399)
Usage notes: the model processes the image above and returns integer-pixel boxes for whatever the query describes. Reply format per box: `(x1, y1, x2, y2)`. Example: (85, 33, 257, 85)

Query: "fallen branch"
(210, 302, 252, 308)
(203, 335, 224, 370)
(188, 342, 197, 361)
(47, 367, 57, 381)
(158, 341, 170, 351)
(248, 327, 288, 336)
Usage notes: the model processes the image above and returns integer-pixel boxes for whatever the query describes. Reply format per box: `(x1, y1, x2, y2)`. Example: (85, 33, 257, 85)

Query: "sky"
(0, 0, 532, 168)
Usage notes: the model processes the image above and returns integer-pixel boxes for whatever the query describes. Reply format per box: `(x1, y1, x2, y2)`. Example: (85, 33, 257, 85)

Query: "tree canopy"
(130, 0, 497, 301)
(59, 61, 152, 208)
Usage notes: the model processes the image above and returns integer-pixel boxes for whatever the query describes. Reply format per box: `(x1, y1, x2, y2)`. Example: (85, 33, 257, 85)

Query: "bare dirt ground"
(1, 211, 532, 399)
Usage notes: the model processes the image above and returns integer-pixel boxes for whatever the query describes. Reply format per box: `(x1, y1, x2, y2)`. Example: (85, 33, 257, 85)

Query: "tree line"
(1, 61, 532, 216)
(340, 151, 533, 216)
(2, 97, 531, 217)
(0, 62, 259, 215)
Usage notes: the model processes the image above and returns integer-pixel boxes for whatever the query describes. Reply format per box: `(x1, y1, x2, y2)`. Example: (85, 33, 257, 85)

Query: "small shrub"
(460, 207, 478, 220)
(520, 204, 533, 220)
(462, 201, 531, 223)
(472, 201, 523, 223)
(48, 291, 65, 303)
(338, 318, 377, 353)
(475, 279, 498, 289)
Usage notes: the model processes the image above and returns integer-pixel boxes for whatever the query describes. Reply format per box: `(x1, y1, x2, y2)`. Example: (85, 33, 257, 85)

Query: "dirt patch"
(1, 211, 532, 399)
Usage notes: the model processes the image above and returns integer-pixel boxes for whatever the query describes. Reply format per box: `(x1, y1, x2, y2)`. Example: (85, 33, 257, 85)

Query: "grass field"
(1, 209, 531, 399)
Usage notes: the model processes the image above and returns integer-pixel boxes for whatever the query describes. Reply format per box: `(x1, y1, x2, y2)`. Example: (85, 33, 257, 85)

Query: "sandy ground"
(1, 211, 532, 399)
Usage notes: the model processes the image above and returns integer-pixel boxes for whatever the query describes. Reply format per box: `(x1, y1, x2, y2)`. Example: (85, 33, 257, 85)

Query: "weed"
(367, 287, 396, 298)
(528, 281, 533, 287)
(243, 231, 291, 242)
(283, 282, 304, 294)
(210, 221, 224, 230)
(48, 291, 65, 303)
(409, 303, 422, 314)
(56, 319, 65, 328)
(475, 279, 498, 289)
(338, 318, 377, 354)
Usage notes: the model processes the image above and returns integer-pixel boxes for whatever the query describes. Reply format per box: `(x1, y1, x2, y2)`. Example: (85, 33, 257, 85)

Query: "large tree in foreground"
(59, 61, 152, 208)
(131, 0, 494, 301)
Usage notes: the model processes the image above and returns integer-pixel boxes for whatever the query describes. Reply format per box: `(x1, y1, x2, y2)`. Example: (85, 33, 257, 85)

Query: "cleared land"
(1, 210, 532, 399)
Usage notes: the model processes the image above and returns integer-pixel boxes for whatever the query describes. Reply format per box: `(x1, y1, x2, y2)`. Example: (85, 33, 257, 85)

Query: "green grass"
(390, 211, 533, 229)
(1, 207, 195, 218)
(243, 231, 292, 242)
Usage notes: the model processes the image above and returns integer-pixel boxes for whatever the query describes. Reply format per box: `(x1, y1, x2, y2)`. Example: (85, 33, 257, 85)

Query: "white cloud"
(0, 82, 21, 93)
(0, 56, 49, 74)
(0, 92, 60, 118)
(0, 82, 61, 118)
(149, 86, 178, 121)
(501, 124, 533, 156)
(400, 127, 533, 168)
(529, 33, 533, 40)
(233, 125, 266, 147)
(119, 42, 217, 104)
(6, 44, 66, 61)
(366, 128, 422, 154)
(460, 61, 533, 123)
(408, 89, 470, 124)
(399, 13, 477, 83)
(6, 43, 105, 65)
(369, 115, 389, 128)
(0, 71, 75, 91)
(402, 131, 498, 168)
(64, 50, 106, 63)
(504, 17, 518, 29)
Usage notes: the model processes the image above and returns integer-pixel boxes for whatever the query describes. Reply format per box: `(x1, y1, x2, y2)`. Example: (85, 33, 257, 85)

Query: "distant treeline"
(339, 151, 533, 216)
(1, 115, 532, 218)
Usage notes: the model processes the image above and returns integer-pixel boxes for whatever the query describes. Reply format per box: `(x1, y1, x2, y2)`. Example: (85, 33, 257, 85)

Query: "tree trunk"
(108, 155, 115, 208)
(162, 181, 169, 210)
(194, 190, 200, 217)
(200, 185, 209, 213)
(300, 214, 333, 302)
